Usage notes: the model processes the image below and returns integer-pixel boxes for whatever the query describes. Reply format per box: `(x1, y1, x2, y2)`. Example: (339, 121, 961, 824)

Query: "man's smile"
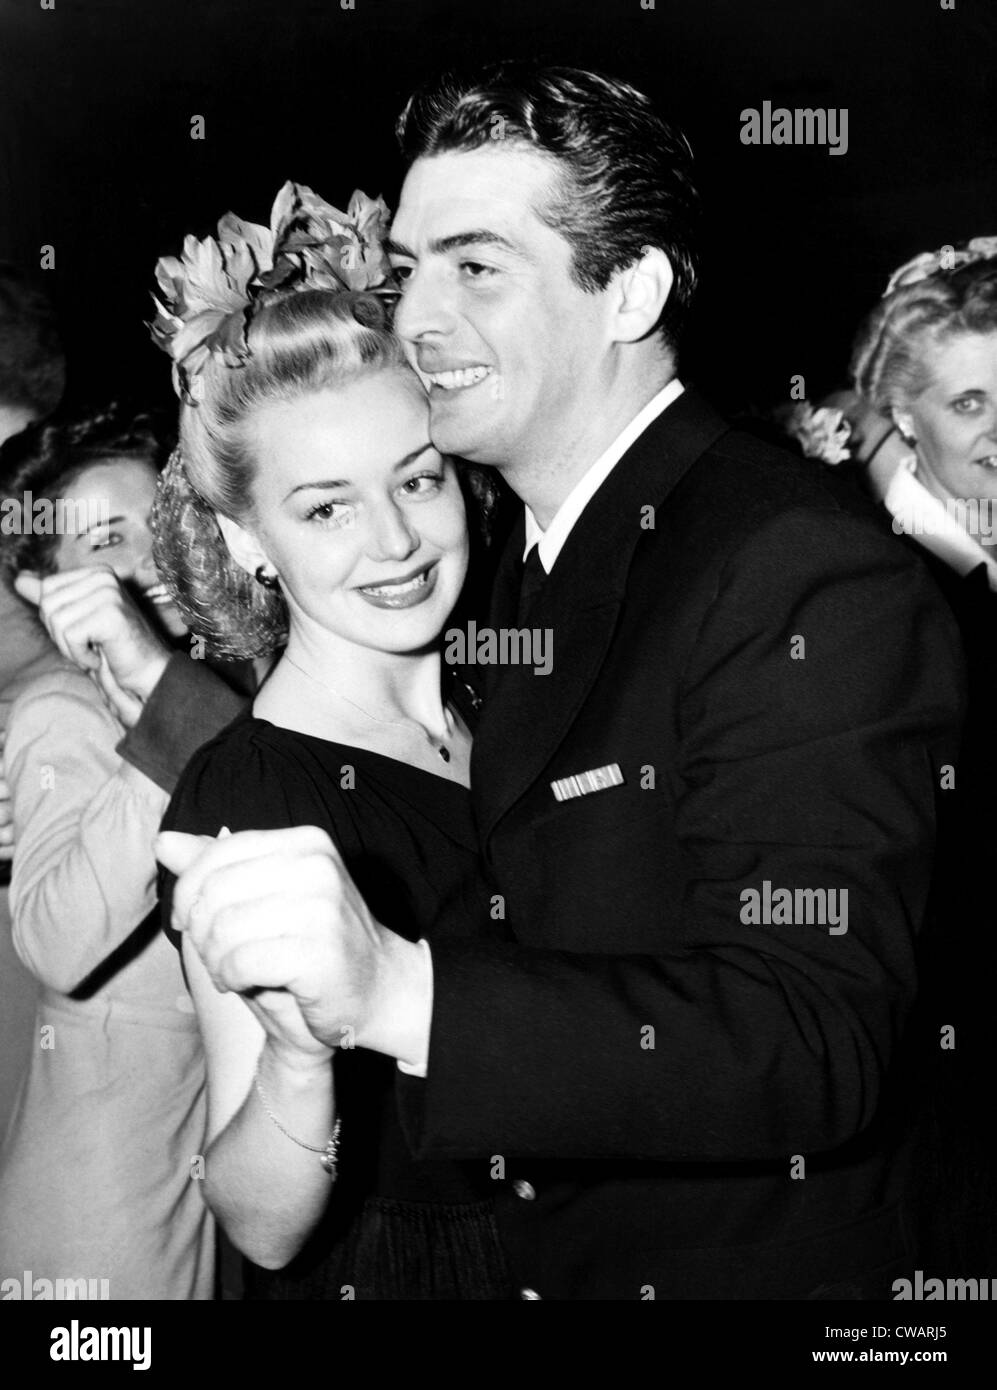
(424, 365, 493, 391)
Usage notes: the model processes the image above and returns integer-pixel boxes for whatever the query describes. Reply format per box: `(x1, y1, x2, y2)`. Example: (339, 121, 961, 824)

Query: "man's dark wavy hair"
(396, 63, 700, 353)
(0, 263, 65, 419)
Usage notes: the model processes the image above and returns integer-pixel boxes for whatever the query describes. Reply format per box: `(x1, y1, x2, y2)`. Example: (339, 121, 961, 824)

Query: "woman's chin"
(346, 588, 463, 654)
(352, 614, 454, 658)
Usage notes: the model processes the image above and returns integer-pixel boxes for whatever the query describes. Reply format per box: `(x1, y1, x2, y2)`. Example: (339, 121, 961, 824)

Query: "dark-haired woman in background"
(0, 408, 219, 1298)
(843, 241, 997, 1275)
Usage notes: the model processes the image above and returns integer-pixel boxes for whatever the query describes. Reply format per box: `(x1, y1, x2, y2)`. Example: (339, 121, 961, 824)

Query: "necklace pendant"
(438, 745, 451, 762)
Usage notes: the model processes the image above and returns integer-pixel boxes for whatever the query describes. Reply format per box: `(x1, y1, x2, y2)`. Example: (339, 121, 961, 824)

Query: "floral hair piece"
(781, 401, 852, 466)
(883, 235, 997, 298)
(149, 183, 394, 402)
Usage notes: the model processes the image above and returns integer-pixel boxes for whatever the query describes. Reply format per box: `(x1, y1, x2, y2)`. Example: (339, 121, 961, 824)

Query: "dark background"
(1, 0, 995, 419)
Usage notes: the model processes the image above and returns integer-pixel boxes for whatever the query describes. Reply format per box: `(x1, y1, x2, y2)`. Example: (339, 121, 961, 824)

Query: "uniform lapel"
(472, 388, 730, 841)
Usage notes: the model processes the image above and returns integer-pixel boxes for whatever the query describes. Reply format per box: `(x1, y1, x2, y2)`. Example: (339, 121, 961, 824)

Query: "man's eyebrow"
(386, 230, 529, 260)
(282, 446, 434, 501)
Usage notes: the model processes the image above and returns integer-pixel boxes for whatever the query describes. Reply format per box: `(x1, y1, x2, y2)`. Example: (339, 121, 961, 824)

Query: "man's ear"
(215, 512, 272, 579)
(612, 246, 674, 344)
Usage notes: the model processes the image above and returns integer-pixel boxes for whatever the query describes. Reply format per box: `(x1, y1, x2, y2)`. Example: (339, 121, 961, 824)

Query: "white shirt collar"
(873, 454, 997, 590)
(523, 378, 684, 571)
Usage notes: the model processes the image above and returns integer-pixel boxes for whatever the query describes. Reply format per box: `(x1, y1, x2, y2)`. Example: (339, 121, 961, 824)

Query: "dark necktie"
(517, 544, 547, 625)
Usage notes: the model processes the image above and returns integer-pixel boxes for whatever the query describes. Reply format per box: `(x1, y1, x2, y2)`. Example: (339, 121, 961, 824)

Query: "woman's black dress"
(159, 692, 513, 1300)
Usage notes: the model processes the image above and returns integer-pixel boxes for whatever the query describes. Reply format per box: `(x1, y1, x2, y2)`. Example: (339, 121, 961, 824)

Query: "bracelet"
(253, 1056, 342, 1179)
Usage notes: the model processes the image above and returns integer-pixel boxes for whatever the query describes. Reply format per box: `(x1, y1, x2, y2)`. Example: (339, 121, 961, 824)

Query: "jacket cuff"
(117, 652, 248, 794)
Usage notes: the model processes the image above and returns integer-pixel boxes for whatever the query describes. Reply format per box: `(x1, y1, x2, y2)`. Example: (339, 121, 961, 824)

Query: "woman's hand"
(157, 825, 430, 1064)
(14, 567, 171, 726)
(239, 986, 334, 1064)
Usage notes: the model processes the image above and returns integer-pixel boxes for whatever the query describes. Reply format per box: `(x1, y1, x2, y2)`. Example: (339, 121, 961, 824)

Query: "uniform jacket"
(398, 387, 965, 1300)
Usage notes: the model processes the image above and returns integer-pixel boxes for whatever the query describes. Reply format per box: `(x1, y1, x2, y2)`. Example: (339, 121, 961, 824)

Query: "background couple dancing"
(0, 62, 983, 1300)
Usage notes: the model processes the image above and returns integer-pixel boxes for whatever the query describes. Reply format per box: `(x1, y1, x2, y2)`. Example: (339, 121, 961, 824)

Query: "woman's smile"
(355, 560, 439, 608)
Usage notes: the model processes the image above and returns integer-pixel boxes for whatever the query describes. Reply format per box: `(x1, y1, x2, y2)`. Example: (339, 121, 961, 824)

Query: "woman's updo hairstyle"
(153, 289, 404, 658)
(850, 255, 997, 418)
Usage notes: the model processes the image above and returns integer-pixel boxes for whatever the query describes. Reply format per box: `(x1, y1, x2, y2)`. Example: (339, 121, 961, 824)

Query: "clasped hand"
(157, 825, 395, 1056)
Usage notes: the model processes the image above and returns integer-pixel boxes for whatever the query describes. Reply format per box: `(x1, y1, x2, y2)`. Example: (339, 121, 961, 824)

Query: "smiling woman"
(852, 250, 997, 521)
(1, 406, 179, 621)
(151, 183, 514, 1299)
(154, 288, 496, 662)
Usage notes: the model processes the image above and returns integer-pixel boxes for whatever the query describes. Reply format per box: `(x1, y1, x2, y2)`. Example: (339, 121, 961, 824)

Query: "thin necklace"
(282, 652, 454, 762)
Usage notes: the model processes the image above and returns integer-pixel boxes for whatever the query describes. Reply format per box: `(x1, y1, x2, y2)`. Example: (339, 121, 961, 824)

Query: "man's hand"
(156, 826, 432, 1067)
(0, 730, 13, 864)
(15, 568, 171, 728)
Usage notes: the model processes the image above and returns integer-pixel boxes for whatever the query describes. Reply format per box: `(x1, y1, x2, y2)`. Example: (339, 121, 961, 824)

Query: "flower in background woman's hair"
(149, 183, 393, 402)
(883, 236, 997, 298)
(782, 401, 852, 465)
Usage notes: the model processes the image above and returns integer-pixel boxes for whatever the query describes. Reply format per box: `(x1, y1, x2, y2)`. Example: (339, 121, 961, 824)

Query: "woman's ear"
(891, 408, 916, 445)
(612, 246, 675, 345)
(215, 512, 272, 579)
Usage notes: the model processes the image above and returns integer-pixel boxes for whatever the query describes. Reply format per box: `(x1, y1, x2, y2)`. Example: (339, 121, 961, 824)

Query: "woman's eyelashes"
(951, 395, 986, 416)
(90, 529, 123, 551)
(400, 470, 444, 498)
(303, 474, 445, 525)
(304, 498, 353, 527)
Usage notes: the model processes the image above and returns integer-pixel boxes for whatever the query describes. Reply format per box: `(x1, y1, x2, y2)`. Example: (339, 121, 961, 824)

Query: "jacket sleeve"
(399, 506, 965, 1163)
(117, 651, 250, 795)
(6, 668, 170, 994)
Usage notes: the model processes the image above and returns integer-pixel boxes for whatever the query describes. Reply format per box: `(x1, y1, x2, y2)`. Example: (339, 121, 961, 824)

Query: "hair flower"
(150, 182, 395, 402)
(782, 401, 852, 465)
(883, 235, 997, 298)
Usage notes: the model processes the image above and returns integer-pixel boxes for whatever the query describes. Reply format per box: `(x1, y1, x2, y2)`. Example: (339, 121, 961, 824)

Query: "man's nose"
(394, 267, 457, 346)
(366, 500, 420, 562)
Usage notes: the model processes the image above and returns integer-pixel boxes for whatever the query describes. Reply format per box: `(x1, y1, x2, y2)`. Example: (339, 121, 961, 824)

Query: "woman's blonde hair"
(153, 289, 405, 657)
(850, 257, 997, 417)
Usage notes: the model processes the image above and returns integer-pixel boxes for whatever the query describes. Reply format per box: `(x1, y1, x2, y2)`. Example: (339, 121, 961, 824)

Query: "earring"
(893, 415, 916, 447)
(892, 417, 919, 473)
(254, 566, 280, 590)
(900, 439, 920, 476)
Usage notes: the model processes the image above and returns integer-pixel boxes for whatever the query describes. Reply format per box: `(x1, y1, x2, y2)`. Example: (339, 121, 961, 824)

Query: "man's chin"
(429, 423, 479, 461)
(428, 410, 504, 467)
(428, 394, 486, 453)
